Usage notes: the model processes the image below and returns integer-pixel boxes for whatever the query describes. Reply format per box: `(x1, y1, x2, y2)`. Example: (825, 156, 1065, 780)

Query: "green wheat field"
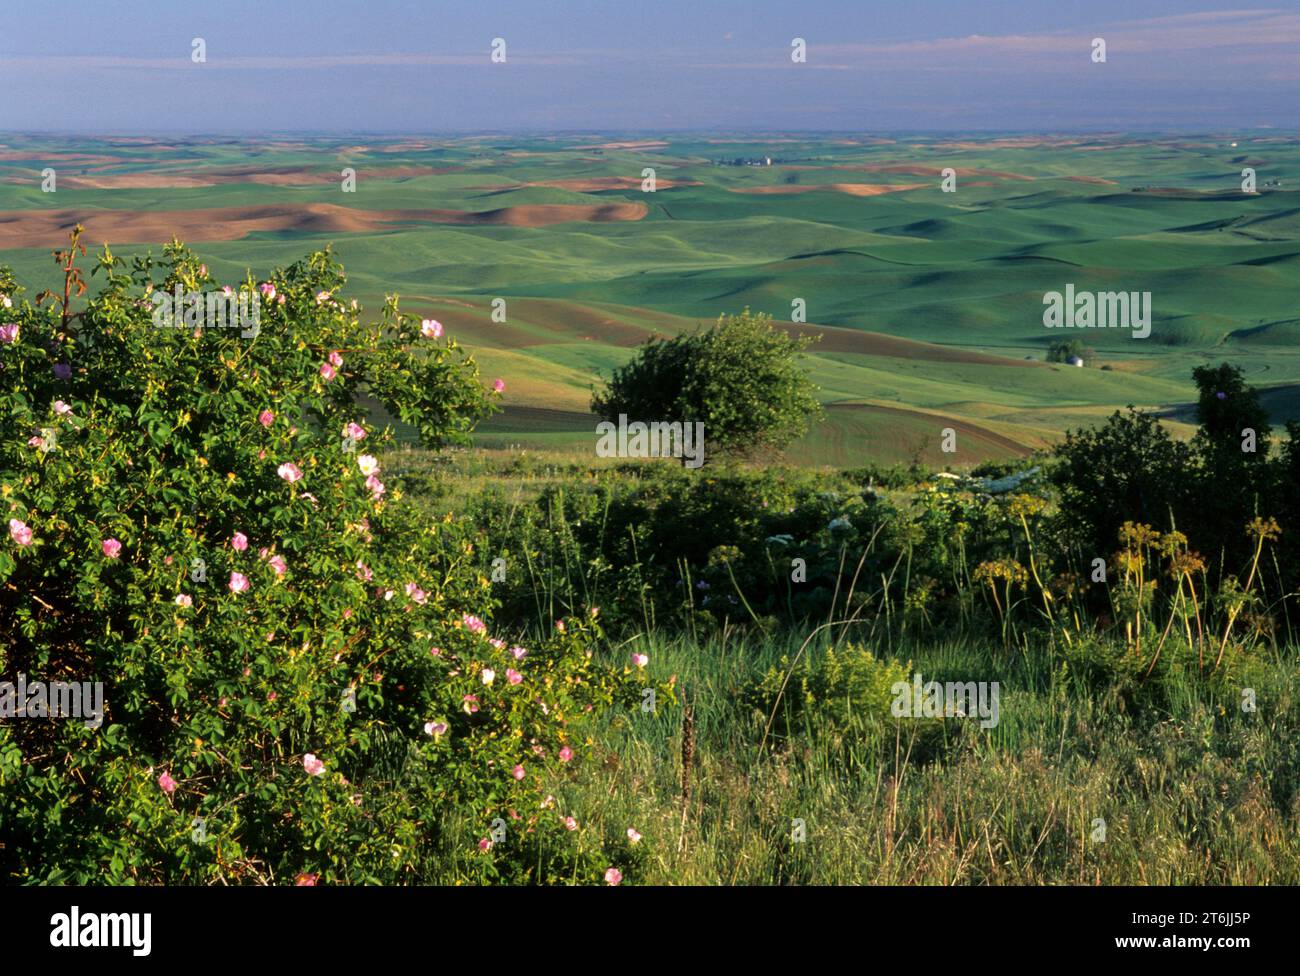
(2, 131, 1297, 465)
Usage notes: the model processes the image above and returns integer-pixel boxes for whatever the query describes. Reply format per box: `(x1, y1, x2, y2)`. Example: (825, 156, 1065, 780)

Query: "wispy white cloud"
(693, 8, 1300, 69)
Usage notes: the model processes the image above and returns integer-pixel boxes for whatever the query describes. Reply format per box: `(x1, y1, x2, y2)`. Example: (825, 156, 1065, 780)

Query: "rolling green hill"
(2, 131, 1297, 465)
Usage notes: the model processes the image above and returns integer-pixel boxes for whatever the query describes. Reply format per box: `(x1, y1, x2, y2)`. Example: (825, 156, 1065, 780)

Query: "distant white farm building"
(1067, 355, 1085, 367)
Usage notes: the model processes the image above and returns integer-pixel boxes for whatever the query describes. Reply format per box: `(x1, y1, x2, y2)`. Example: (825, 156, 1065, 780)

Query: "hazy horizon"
(4, 127, 1297, 137)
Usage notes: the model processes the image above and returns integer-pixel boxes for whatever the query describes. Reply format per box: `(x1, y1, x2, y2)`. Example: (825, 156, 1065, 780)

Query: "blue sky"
(2, 0, 1298, 132)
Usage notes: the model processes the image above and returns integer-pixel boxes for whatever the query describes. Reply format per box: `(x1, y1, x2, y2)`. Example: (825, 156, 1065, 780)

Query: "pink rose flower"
(631, 653, 648, 668)
(481, 668, 495, 686)
(478, 838, 493, 852)
(295, 872, 319, 886)
(424, 720, 448, 737)
(328, 350, 343, 367)
(53, 401, 73, 416)
(421, 319, 443, 339)
(344, 422, 366, 441)
(277, 462, 303, 483)
(316, 291, 331, 304)
(258, 410, 274, 427)
(627, 828, 642, 844)
(604, 867, 623, 886)
(175, 593, 192, 608)
(357, 454, 379, 476)
(259, 282, 276, 299)
(319, 363, 336, 381)
(462, 614, 487, 634)
(506, 668, 522, 685)
(231, 531, 248, 551)
(512, 764, 525, 781)
(102, 538, 122, 559)
(559, 745, 573, 762)
(228, 571, 250, 594)
(8, 519, 32, 546)
(303, 754, 325, 776)
(355, 561, 373, 582)
(510, 645, 527, 660)
(365, 474, 385, 499)
(158, 771, 177, 794)
(0, 323, 19, 344)
(27, 436, 43, 449)
(493, 378, 505, 393)
(564, 817, 577, 831)
(268, 555, 287, 576)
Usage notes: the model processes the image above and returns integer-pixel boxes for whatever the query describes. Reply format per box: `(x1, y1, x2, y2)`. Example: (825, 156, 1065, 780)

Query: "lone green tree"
(592, 309, 823, 461)
(1046, 338, 1094, 365)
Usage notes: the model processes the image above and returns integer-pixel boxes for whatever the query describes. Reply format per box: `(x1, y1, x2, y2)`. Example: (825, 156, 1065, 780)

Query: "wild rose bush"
(0, 236, 665, 884)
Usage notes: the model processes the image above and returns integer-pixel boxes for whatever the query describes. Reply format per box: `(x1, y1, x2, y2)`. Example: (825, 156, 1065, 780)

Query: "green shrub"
(591, 308, 823, 460)
(0, 233, 667, 884)
(1189, 364, 1274, 568)
(461, 466, 900, 633)
(1050, 406, 1192, 559)
(743, 643, 911, 738)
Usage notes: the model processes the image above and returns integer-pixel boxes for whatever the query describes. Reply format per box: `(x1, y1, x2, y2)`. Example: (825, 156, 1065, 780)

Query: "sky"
(1, 0, 1298, 132)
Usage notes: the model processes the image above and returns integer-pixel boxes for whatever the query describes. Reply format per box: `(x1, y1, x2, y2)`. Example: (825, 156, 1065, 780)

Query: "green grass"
(437, 625, 1300, 885)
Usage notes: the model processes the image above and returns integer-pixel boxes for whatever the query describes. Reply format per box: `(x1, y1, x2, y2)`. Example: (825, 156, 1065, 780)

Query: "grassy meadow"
(380, 448, 1300, 885)
(560, 630, 1300, 885)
